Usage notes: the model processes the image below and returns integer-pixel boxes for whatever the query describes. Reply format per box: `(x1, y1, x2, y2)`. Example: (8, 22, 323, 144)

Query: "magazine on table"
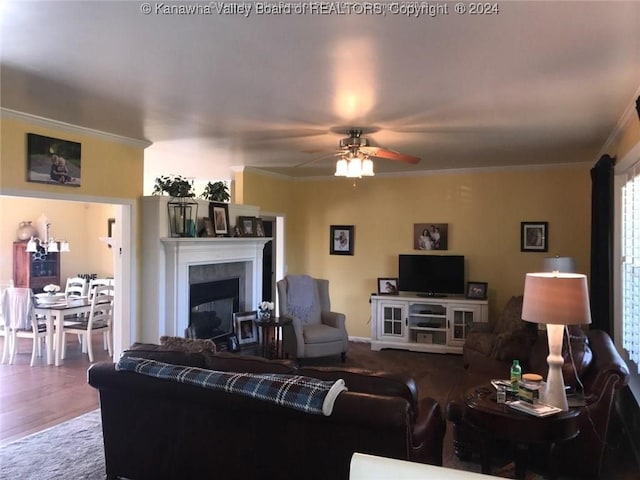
(506, 400, 562, 417)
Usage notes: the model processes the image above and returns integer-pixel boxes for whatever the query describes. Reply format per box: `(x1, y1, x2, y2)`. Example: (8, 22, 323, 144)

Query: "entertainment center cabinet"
(370, 294, 488, 354)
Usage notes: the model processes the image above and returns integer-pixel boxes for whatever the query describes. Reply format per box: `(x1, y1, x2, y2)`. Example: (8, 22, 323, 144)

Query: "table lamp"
(542, 256, 576, 273)
(521, 272, 592, 410)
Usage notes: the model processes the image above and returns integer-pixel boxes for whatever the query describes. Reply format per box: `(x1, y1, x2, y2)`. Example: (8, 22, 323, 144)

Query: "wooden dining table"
(33, 295, 92, 366)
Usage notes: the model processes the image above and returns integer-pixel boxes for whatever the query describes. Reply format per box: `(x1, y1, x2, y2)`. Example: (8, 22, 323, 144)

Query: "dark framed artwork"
(238, 216, 257, 237)
(466, 281, 488, 300)
(414, 223, 448, 250)
(234, 311, 258, 345)
(521, 222, 548, 252)
(330, 225, 354, 255)
(209, 202, 230, 236)
(107, 218, 115, 248)
(27, 133, 81, 187)
(377, 277, 399, 295)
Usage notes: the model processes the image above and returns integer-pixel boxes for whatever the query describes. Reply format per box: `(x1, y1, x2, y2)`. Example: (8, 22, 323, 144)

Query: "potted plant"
(201, 181, 230, 203)
(152, 175, 195, 198)
(152, 175, 198, 237)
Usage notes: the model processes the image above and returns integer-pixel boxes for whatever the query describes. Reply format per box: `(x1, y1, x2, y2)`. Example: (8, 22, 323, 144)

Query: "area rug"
(0, 409, 105, 479)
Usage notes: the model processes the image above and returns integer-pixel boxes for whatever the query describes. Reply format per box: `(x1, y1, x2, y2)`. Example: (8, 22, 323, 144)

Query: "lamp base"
(542, 323, 568, 411)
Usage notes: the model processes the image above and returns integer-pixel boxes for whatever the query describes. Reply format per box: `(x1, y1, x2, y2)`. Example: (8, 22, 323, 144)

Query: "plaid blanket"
(115, 356, 346, 416)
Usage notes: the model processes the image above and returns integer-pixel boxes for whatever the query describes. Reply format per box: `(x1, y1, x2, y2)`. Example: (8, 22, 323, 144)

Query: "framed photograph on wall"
(107, 218, 115, 248)
(234, 311, 258, 345)
(27, 133, 82, 187)
(414, 223, 448, 250)
(330, 225, 354, 255)
(521, 221, 548, 252)
(377, 277, 399, 295)
(209, 202, 230, 236)
(466, 281, 488, 300)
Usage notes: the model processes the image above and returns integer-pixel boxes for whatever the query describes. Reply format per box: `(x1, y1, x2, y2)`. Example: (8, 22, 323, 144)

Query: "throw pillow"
(159, 336, 217, 354)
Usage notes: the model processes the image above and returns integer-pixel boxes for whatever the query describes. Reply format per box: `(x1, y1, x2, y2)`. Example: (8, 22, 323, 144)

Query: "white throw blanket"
(285, 275, 317, 324)
(1, 288, 33, 330)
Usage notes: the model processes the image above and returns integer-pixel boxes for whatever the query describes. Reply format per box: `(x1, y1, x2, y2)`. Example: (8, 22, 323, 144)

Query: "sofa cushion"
(159, 335, 217, 354)
(124, 343, 207, 368)
(204, 351, 296, 374)
(303, 323, 345, 343)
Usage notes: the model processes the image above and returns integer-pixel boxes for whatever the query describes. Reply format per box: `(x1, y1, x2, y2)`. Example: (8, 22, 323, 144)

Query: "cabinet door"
(378, 302, 406, 341)
(448, 304, 480, 346)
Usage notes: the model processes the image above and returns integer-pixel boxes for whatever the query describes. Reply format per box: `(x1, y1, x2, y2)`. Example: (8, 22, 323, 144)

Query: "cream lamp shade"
(521, 272, 591, 410)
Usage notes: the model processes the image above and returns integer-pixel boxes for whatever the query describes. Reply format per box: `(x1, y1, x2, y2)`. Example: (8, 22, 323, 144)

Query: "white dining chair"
(88, 278, 113, 299)
(1, 287, 48, 366)
(65, 277, 88, 298)
(62, 285, 113, 362)
(0, 280, 15, 363)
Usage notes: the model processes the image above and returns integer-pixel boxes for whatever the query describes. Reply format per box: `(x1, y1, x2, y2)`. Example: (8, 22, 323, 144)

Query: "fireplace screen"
(187, 278, 239, 341)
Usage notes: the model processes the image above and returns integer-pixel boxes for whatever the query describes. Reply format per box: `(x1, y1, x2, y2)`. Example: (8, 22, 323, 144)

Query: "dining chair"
(0, 280, 15, 363)
(61, 285, 113, 362)
(65, 277, 88, 298)
(88, 278, 114, 299)
(1, 287, 48, 366)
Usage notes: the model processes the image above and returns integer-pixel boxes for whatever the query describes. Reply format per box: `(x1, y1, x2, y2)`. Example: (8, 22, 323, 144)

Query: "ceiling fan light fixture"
(335, 159, 349, 176)
(361, 158, 374, 176)
(347, 157, 363, 178)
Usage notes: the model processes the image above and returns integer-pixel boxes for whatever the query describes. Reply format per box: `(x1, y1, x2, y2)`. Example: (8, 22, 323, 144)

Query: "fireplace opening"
(186, 278, 239, 342)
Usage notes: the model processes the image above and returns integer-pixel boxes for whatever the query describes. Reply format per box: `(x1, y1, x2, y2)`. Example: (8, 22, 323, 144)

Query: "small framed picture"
(255, 218, 265, 237)
(234, 311, 258, 345)
(330, 225, 354, 255)
(521, 222, 548, 252)
(201, 217, 215, 237)
(414, 223, 448, 250)
(238, 216, 256, 237)
(466, 281, 488, 300)
(209, 202, 230, 236)
(378, 277, 399, 295)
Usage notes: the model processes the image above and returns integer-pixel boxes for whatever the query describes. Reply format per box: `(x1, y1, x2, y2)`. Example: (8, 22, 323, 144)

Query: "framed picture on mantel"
(209, 202, 230, 237)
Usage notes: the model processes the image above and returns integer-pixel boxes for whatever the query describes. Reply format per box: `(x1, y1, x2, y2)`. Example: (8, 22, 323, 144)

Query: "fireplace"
(187, 278, 239, 341)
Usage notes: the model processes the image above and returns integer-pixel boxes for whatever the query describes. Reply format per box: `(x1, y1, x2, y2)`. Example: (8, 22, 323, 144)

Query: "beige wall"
(0, 197, 115, 284)
(243, 165, 592, 338)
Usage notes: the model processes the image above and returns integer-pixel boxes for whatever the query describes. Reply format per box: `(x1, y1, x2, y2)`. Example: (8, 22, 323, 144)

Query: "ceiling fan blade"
(367, 147, 420, 165)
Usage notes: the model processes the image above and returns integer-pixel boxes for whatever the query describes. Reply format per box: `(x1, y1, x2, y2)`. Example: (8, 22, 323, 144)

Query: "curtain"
(590, 154, 615, 333)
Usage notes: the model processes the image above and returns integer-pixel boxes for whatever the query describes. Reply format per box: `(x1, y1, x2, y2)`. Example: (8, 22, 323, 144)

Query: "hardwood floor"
(0, 338, 637, 479)
(0, 334, 108, 446)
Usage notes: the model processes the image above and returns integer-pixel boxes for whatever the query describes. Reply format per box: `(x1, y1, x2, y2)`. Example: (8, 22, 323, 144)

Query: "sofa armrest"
(409, 397, 445, 466)
(321, 311, 346, 329)
(583, 330, 630, 394)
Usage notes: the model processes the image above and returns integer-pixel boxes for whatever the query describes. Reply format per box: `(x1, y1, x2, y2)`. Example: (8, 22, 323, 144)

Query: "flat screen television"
(398, 254, 465, 297)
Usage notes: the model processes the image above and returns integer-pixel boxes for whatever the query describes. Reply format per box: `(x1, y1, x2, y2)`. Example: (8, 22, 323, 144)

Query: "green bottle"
(510, 359, 522, 394)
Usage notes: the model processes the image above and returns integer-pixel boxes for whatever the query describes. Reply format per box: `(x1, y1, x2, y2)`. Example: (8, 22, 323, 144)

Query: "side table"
(254, 317, 291, 359)
(463, 384, 579, 479)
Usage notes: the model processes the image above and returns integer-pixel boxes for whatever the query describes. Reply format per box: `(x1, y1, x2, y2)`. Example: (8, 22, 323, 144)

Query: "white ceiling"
(1, 1, 639, 181)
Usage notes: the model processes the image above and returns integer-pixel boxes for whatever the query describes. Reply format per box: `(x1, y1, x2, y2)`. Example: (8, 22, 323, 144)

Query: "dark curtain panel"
(590, 155, 615, 334)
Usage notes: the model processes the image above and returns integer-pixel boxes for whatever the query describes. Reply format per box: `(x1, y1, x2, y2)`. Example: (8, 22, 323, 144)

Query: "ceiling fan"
(333, 128, 420, 178)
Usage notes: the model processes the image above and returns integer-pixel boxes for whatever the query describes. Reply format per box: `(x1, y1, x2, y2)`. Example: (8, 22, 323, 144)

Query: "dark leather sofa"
(446, 328, 630, 479)
(88, 345, 446, 480)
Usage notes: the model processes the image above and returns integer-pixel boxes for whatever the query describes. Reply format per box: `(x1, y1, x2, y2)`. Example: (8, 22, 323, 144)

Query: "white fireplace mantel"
(140, 196, 268, 343)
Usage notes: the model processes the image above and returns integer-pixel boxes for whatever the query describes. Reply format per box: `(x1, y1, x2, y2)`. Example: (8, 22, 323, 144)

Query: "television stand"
(370, 294, 488, 355)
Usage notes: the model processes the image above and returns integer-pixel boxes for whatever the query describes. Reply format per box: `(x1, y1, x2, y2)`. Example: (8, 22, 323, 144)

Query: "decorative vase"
(17, 221, 37, 241)
(259, 310, 272, 321)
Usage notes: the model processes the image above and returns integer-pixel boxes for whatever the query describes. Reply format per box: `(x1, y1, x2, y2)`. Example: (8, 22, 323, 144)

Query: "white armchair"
(277, 275, 348, 362)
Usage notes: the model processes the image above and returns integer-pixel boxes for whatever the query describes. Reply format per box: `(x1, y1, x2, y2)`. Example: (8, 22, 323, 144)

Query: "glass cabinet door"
(449, 307, 477, 344)
(380, 303, 405, 339)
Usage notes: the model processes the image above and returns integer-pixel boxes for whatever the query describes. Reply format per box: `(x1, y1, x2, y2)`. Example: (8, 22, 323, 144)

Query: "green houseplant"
(152, 175, 195, 198)
(201, 181, 230, 203)
(152, 175, 197, 237)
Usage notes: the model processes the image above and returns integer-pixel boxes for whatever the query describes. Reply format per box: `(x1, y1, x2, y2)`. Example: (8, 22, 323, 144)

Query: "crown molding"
(597, 84, 640, 161)
(0, 108, 152, 149)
